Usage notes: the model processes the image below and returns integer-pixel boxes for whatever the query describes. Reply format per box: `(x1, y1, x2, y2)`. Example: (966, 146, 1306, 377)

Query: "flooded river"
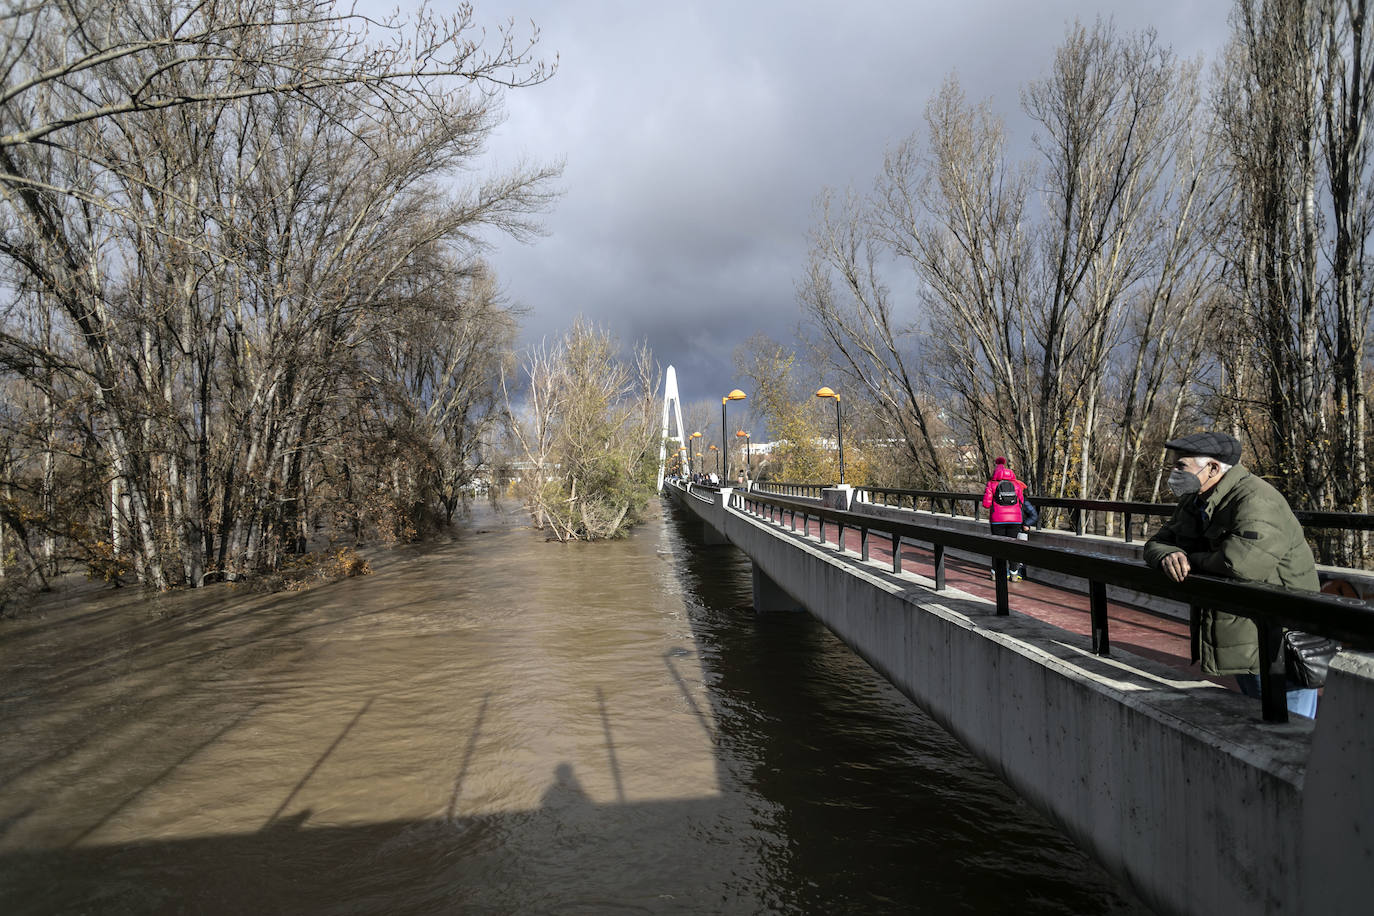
(0, 499, 1150, 914)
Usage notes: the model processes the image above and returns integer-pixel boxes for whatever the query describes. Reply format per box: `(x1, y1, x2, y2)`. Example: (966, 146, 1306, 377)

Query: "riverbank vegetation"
(0, 0, 557, 603)
(796, 4, 1373, 565)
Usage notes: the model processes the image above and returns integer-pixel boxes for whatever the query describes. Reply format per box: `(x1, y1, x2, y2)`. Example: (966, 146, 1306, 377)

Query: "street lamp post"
(735, 430, 751, 482)
(722, 389, 746, 481)
(689, 431, 702, 474)
(709, 444, 719, 478)
(815, 387, 844, 484)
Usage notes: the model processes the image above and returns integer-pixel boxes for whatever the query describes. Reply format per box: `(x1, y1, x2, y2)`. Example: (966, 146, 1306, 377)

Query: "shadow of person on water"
(540, 762, 591, 811)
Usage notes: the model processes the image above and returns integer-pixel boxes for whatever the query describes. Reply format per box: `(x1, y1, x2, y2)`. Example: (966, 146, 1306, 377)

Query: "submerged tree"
(507, 320, 661, 541)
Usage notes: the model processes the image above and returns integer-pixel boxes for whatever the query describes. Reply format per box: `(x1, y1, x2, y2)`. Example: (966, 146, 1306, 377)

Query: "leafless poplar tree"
(1213, 0, 1374, 562)
(1216, 0, 1327, 506)
(798, 20, 1236, 514)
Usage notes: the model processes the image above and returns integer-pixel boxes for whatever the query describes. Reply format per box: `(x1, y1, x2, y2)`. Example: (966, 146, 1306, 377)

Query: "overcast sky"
(369, 1, 1235, 409)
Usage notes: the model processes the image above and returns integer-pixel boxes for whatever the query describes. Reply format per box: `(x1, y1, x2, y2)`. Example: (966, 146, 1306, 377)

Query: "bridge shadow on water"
(0, 791, 759, 915)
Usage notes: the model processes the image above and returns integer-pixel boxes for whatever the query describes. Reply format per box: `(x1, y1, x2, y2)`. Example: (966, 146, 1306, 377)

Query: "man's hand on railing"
(1160, 551, 1191, 583)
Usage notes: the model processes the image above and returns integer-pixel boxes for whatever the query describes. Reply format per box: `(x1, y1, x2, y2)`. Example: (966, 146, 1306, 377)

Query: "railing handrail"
(727, 488, 1374, 723)
(851, 483, 1374, 527)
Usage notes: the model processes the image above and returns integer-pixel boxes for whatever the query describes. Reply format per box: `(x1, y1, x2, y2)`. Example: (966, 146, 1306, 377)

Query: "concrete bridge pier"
(753, 562, 803, 613)
(699, 521, 730, 545)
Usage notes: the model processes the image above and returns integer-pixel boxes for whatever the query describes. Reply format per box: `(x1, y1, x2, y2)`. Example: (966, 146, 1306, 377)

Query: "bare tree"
(800, 22, 1232, 506)
(0, 1, 557, 591)
(1213, 0, 1374, 562)
(1318, 0, 1373, 543)
(1215, 0, 1326, 509)
(799, 185, 951, 486)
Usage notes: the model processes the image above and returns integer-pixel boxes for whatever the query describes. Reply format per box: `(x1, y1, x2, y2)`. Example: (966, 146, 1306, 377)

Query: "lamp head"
(726, 389, 746, 401)
(815, 386, 838, 400)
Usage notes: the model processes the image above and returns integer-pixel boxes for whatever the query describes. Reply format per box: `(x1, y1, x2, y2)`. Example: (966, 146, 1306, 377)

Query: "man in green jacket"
(1142, 431, 1321, 717)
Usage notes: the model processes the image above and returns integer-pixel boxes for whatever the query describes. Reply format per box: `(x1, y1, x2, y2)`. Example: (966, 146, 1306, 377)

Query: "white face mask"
(1167, 469, 1201, 496)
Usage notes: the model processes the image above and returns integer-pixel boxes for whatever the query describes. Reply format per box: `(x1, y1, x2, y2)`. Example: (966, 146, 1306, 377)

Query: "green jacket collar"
(1199, 463, 1250, 512)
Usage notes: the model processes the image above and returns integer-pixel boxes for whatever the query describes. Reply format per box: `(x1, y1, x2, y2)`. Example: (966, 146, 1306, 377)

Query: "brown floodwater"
(0, 498, 1151, 914)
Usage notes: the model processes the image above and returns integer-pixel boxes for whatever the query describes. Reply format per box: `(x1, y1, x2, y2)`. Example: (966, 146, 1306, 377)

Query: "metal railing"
(730, 489, 1374, 724)
(851, 485, 1374, 544)
(752, 481, 827, 499)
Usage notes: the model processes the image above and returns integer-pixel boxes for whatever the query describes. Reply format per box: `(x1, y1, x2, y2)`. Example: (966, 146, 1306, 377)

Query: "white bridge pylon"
(657, 365, 686, 489)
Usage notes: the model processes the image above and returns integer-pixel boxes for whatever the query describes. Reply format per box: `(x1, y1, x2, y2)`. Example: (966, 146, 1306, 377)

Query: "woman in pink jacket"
(981, 456, 1026, 579)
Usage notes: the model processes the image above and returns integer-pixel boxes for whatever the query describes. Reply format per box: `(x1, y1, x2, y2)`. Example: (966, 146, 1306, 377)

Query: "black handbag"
(1283, 630, 1340, 689)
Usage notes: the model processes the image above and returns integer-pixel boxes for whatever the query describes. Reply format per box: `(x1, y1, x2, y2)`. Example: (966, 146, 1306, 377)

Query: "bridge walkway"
(781, 513, 1232, 690)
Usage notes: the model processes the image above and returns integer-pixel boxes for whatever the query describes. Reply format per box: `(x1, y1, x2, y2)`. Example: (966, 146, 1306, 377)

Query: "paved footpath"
(774, 513, 1235, 691)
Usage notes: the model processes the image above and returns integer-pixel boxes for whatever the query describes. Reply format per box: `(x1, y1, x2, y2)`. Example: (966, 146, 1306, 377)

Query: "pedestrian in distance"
(1142, 431, 1322, 718)
(981, 456, 1027, 581)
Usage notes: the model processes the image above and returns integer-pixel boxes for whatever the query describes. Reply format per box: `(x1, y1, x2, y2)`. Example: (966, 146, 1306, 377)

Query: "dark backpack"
(993, 479, 1018, 506)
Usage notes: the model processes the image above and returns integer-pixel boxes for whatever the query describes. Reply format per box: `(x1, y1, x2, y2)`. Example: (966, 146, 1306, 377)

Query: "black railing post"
(1257, 623, 1289, 723)
(1123, 512, 1134, 544)
(1089, 580, 1110, 656)
(933, 544, 946, 590)
(1189, 605, 1201, 663)
(1074, 508, 1085, 536)
(994, 560, 1009, 614)
(861, 526, 869, 561)
(892, 534, 902, 573)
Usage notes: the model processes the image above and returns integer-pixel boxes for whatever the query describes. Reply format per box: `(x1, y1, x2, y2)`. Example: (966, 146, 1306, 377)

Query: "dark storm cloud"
(407, 0, 1234, 403)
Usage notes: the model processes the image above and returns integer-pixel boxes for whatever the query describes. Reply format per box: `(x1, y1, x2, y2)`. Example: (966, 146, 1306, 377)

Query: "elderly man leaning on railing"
(1143, 432, 1324, 718)
(730, 487, 1374, 724)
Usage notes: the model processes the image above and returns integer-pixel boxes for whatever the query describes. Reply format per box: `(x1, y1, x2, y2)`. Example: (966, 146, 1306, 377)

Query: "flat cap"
(1164, 431, 1241, 465)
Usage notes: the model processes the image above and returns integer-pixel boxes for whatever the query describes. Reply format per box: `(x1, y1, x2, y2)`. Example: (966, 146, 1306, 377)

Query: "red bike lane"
(777, 513, 1234, 690)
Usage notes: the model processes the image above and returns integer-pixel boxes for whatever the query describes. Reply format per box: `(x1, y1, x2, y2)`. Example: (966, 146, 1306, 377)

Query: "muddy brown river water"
(0, 498, 1151, 914)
